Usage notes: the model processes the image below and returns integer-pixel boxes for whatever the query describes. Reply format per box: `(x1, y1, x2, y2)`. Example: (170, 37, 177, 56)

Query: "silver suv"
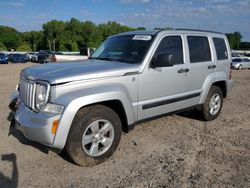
(9, 29, 233, 166)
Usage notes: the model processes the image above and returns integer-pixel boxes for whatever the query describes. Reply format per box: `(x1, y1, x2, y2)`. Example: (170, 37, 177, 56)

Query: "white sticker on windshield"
(132, 35, 152, 41)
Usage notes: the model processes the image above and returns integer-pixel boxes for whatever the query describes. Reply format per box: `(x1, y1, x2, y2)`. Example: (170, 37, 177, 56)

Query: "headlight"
(35, 81, 50, 111)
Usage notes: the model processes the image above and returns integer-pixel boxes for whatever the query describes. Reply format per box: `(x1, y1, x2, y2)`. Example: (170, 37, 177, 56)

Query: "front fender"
(52, 84, 136, 149)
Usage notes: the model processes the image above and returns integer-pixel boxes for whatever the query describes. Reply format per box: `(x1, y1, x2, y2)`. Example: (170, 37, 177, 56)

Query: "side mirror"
(151, 53, 174, 68)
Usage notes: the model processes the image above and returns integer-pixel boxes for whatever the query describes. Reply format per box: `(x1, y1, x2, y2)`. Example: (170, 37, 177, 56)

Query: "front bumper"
(14, 102, 61, 147)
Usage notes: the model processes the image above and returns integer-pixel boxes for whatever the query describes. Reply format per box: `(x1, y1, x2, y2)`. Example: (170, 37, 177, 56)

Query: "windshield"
(90, 35, 154, 64)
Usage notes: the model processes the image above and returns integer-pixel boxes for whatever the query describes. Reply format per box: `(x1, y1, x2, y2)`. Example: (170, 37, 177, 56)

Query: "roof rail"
(175, 28, 223, 34)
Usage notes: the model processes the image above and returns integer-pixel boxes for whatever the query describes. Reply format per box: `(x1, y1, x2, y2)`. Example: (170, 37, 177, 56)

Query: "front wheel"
(202, 86, 223, 121)
(66, 105, 122, 166)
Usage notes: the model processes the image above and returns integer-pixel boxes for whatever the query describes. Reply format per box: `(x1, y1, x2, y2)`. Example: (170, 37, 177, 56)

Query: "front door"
(138, 35, 191, 120)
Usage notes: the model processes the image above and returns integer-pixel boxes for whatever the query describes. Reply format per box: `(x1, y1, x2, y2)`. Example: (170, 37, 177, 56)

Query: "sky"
(0, 0, 249, 41)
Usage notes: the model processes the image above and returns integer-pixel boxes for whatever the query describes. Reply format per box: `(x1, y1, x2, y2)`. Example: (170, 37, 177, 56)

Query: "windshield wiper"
(89, 57, 123, 62)
(89, 57, 137, 64)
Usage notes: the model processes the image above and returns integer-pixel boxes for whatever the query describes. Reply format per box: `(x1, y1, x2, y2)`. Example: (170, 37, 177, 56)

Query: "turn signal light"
(52, 120, 59, 135)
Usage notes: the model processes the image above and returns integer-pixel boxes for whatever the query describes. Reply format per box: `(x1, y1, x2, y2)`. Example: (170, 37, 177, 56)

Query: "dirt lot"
(0, 62, 249, 187)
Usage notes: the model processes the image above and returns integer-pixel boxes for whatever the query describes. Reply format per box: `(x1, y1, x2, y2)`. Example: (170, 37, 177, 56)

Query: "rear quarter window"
(213, 37, 228, 60)
(187, 36, 211, 63)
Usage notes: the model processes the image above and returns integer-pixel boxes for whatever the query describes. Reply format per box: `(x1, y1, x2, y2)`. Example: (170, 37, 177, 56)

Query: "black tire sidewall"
(203, 86, 223, 121)
(66, 105, 122, 166)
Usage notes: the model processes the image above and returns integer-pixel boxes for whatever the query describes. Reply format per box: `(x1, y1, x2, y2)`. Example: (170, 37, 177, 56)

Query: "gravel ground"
(0, 63, 249, 188)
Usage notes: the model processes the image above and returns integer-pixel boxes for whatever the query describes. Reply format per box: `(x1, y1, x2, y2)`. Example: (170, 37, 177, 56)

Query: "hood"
(21, 60, 139, 84)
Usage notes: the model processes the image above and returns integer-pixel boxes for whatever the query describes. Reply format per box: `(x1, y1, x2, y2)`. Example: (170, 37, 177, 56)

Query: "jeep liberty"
(9, 29, 233, 166)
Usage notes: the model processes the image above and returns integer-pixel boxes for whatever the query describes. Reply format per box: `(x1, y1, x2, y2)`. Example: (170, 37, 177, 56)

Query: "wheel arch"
(52, 87, 136, 150)
(199, 71, 228, 104)
(76, 100, 130, 133)
(98, 100, 130, 133)
(212, 81, 227, 98)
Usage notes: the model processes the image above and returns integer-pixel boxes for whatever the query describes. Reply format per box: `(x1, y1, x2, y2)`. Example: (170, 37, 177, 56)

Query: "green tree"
(71, 42, 79, 51)
(65, 18, 85, 50)
(0, 26, 22, 50)
(1, 19, 183, 52)
(43, 20, 66, 51)
(99, 21, 134, 40)
(0, 42, 7, 51)
(81, 21, 103, 48)
(137, 27, 146, 30)
(22, 31, 43, 51)
(226, 32, 242, 50)
(239, 42, 250, 50)
(17, 44, 32, 52)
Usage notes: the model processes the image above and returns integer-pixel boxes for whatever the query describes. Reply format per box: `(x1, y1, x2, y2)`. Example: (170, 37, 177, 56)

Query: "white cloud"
(4, 1, 25, 7)
(117, 0, 250, 40)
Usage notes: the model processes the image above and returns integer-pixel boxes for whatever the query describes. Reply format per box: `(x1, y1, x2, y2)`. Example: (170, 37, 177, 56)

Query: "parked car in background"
(29, 52, 39, 62)
(0, 53, 8, 64)
(26, 52, 38, 62)
(8, 53, 28, 63)
(231, 52, 243, 58)
(80, 47, 95, 56)
(243, 53, 250, 60)
(37, 50, 53, 63)
(232, 58, 250, 70)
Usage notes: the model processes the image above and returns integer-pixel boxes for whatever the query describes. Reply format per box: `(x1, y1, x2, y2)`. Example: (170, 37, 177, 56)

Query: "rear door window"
(187, 36, 211, 63)
(213, 38, 228, 60)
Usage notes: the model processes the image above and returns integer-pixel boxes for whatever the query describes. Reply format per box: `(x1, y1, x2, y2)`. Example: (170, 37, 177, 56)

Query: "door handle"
(178, 68, 189, 73)
(208, 65, 216, 69)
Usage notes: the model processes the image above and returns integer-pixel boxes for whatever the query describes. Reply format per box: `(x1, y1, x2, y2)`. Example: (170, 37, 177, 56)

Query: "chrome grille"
(19, 78, 36, 109)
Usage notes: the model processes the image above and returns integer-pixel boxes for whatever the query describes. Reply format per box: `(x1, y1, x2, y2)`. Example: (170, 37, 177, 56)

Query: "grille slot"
(19, 78, 35, 109)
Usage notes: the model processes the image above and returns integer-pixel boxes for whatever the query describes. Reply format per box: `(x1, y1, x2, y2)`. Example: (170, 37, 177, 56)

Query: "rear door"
(212, 37, 230, 76)
(185, 35, 215, 98)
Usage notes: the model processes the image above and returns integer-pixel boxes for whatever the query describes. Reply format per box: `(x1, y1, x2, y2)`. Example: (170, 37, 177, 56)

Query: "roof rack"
(175, 28, 223, 34)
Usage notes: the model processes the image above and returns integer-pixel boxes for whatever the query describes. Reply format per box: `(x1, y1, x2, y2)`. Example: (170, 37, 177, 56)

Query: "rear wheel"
(202, 86, 223, 121)
(66, 105, 122, 166)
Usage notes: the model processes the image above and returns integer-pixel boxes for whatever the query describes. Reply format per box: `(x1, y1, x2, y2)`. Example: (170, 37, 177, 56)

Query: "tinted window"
(213, 38, 228, 60)
(154, 36, 183, 65)
(187, 36, 211, 63)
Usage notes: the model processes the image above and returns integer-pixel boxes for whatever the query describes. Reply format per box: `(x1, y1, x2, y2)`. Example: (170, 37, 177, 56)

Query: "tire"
(202, 86, 223, 121)
(66, 105, 122, 166)
(238, 64, 242, 70)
